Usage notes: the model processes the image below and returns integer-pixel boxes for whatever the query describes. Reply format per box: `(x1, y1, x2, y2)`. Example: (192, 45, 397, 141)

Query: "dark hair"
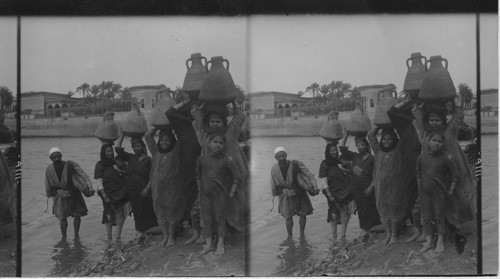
(158, 128, 176, 154)
(423, 103, 447, 131)
(100, 144, 115, 167)
(428, 131, 446, 149)
(209, 132, 226, 143)
(323, 143, 340, 166)
(130, 138, 147, 155)
(379, 128, 399, 152)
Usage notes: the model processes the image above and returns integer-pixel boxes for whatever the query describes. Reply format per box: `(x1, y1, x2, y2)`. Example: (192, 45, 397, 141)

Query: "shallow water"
(21, 138, 135, 277)
(249, 135, 498, 276)
(249, 136, 362, 276)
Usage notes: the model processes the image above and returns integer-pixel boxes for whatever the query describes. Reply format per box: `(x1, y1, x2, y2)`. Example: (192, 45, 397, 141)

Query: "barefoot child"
(367, 127, 413, 245)
(197, 133, 241, 255)
(416, 132, 460, 253)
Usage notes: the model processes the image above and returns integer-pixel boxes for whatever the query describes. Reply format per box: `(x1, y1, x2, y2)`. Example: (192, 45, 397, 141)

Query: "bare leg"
(286, 217, 293, 237)
(434, 234, 444, 253)
(420, 234, 432, 252)
(60, 218, 68, 239)
(166, 221, 175, 247)
(382, 219, 391, 245)
(184, 230, 200, 245)
(200, 237, 213, 254)
(389, 221, 398, 244)
(161, 222, 169, 247)
(299, 215, 306, 236)
(73, 216, 81, 238)
(105, 223, 112, 243)
(116, 219, 123, 242)
(330, 222, 337, 241)
(339, 222, 348, 244)
(214, 237, 225, 255)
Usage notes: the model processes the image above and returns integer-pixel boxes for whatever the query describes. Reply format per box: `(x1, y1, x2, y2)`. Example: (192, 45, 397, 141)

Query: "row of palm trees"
(299, 81, 362, 106)
(70, 81, 130, 106)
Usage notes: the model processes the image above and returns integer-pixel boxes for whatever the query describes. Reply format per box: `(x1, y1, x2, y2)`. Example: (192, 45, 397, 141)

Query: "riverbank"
(67, 228, 246, 277)
(295, 221, 478, 276)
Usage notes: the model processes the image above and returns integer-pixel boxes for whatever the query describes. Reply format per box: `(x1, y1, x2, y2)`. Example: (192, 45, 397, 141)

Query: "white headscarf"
(49, 147, 61, 156)
(274, 146, 286, 155)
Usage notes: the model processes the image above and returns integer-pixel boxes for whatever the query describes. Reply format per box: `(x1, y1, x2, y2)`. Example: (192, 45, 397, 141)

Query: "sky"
(17, 14, 499, 97)
(0, 17, 17, 96)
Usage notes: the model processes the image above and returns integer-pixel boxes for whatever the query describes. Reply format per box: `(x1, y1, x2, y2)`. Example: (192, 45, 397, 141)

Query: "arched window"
(47, 105, 54, 118)
(370, 98, 374, 108)
(54, 104, 61, 117)
(284, 104, 291, 117)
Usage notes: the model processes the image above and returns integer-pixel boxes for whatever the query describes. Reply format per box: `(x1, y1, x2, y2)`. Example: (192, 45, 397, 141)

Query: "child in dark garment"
(416, 132, 460, 253)
(197, 133, 241, 255)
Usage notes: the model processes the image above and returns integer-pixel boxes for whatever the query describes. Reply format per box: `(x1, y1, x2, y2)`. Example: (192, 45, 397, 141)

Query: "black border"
(0, 0, 498, 15)
(9, 0, 495, 276)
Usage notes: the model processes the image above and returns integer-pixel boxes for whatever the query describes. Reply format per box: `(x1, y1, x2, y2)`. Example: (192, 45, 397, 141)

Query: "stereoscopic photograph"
(20, 17, 249, 277)
(2, 12, 498, 277)
(248, 14, 496, 276)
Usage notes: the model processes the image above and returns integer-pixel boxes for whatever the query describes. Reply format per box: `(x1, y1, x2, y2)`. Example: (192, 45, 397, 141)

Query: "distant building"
(129, 85, 164, 114)
(479, 88, 498, 108)
(247, 91, 310, 117)
(21, 91, 80, 117)
(357, 84, 397, 113)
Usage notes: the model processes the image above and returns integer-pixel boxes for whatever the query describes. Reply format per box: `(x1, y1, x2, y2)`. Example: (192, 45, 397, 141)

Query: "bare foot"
(199, 243, 212, 255)
(406, 230, 421, 243)
(416, 234, 426, 242)
(420, 242, 432, 252)
(161, 237, 169, 247)
(184, 233, 199, 245)
(166, 237, 175, 247)
(214, 244, 225, 255)
(195, 235, 206, 244)
(388, 235, 398, 245)
(382, 234, 391, 245)
(434, 243, 444, 253)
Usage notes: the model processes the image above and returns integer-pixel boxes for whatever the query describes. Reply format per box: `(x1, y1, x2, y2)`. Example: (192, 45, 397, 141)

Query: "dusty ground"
(295, 221, 477, 276)
(70, 229, 246, 277)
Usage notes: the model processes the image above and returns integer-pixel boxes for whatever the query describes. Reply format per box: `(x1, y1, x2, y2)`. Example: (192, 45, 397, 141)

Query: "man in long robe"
(45, 147, 94, 239)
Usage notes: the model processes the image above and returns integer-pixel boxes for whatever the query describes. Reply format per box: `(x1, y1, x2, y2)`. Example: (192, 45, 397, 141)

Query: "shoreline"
(67, 228, 246, 277)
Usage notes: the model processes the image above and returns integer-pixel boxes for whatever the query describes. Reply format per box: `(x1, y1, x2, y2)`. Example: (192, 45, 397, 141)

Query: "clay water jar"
(122, 103, 148, 138)
(199, 56, 237, 104)
(151, 89, 176, 130)
(403, 52, 427, 99)
(319, 111, 344, 142)
(373, 88, 398, 128)
(419, 55, 457, 103)
(182, 53, 208, 99)
(346, 103, 372, 138)
(95, 112, 120, 143)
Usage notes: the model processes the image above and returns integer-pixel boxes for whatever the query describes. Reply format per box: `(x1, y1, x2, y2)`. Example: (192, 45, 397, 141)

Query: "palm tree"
(458, 83, 473, 107)
(110, 83, 123, 99)
(76, 83, 90, 98)
(0, 86, 13, 111)
(306, 82, 320, 104)
(338, 82, 352, 98)
(319, 84, 331, 105)
(89, 84, 101, 105)
(350, 86, 361, 98)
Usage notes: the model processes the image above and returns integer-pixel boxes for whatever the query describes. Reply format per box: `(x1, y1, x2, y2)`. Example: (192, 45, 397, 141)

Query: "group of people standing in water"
(45, 96, 248, 255)
(271, 97, 475, 254)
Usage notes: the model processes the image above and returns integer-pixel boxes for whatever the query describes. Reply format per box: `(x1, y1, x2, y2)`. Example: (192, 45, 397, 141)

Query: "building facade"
(21, 92, 81, 117)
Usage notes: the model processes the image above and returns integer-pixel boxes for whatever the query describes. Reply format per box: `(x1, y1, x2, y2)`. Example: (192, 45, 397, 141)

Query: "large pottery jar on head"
(183, 53, 208, 100)
(319, 111, 344, 143)
(404, 52, 427, 99)
(151, 88, 176, 130)
(199, 56, 237, 104)
(419, 55, 457, 103)
(122, 99, 148, 139)
(373, 87, 398, 129)
(95, 112, 120, 144)
(346, 102, 372, 138)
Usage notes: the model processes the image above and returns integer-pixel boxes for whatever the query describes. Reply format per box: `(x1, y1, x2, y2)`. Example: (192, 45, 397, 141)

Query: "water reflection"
(273, 236, 313, 276)
(50, 238, 88, 276)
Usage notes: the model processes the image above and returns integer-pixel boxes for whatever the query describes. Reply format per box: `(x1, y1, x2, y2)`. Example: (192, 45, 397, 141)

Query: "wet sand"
(69, 229, 246, 277)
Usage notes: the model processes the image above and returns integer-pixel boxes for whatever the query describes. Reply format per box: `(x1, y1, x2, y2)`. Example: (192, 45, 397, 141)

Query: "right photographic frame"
(248, 14, 497, 276)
